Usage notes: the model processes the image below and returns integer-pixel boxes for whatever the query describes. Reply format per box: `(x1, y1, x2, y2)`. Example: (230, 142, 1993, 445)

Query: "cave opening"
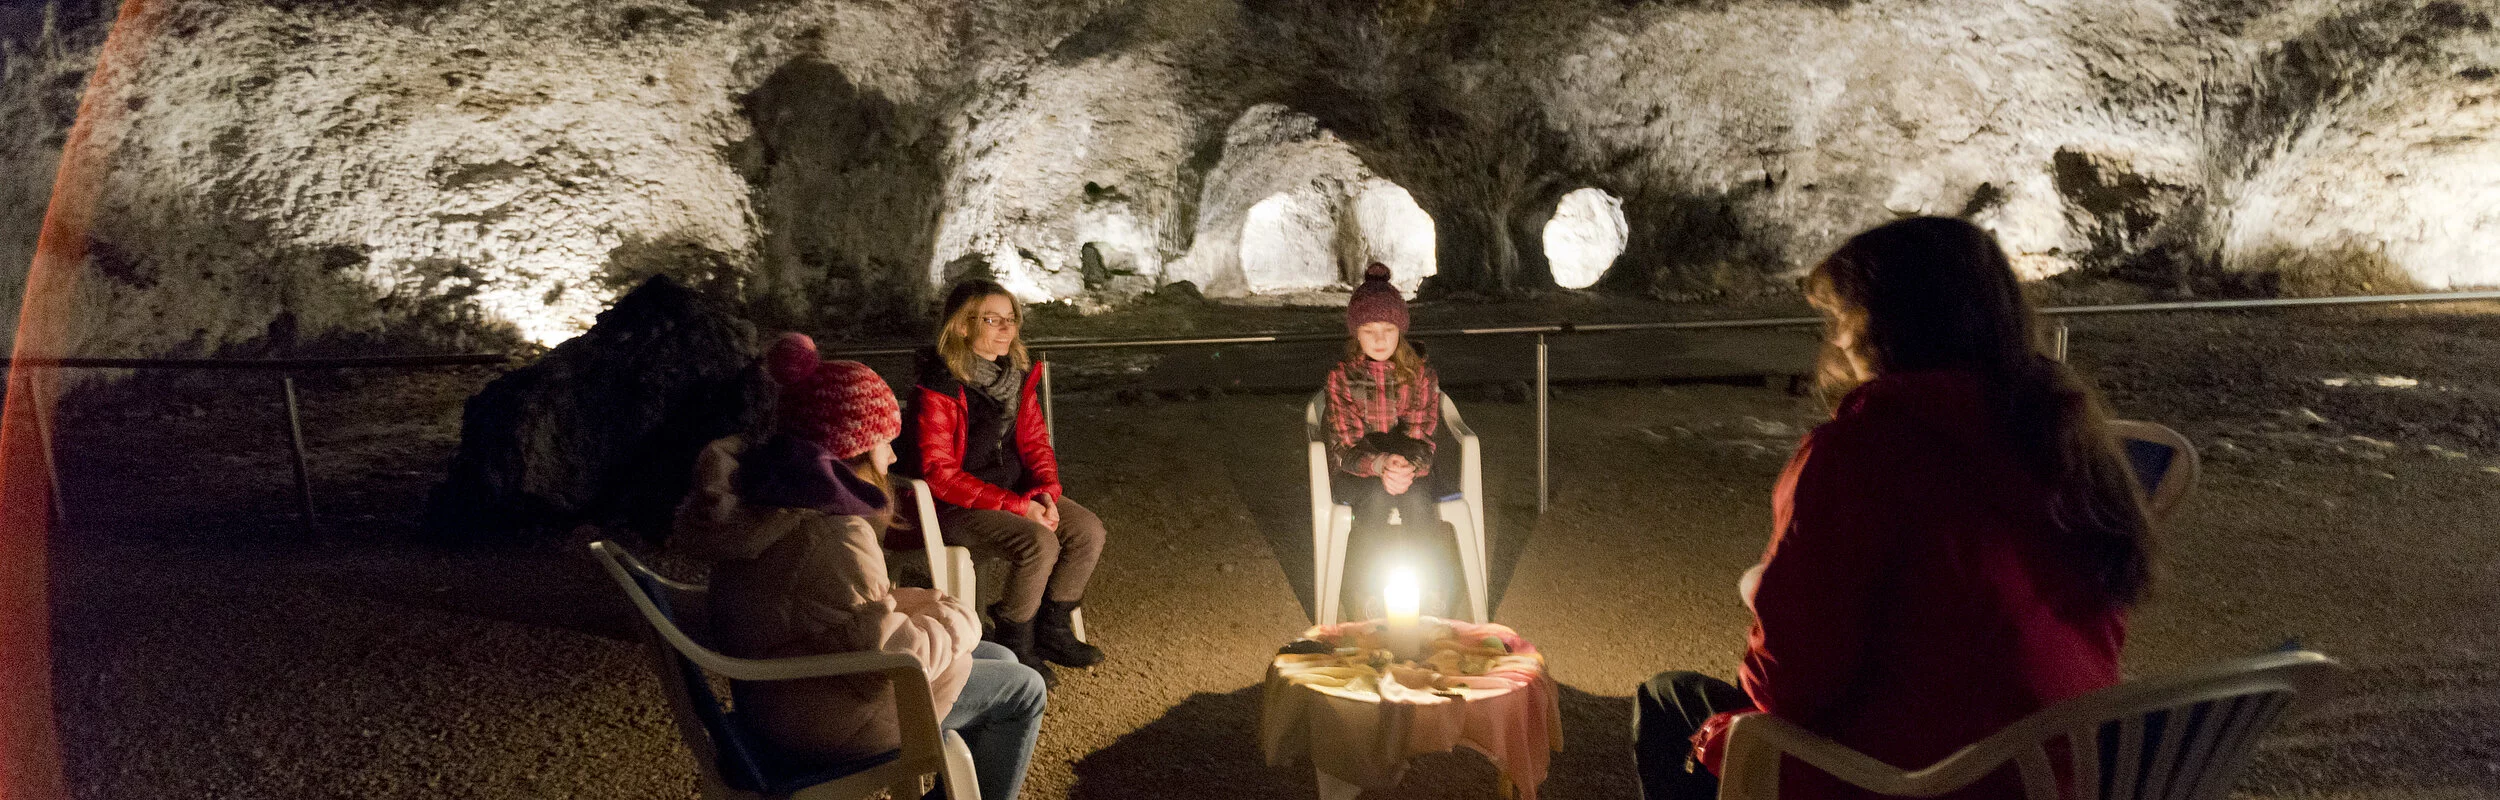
(1541, 188, 1628, 290)
(1236, 182, 1436, 296)
(1176, 103, 1437, 298)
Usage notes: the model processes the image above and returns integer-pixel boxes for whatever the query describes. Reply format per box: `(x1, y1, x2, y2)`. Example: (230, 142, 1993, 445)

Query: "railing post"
(281, 375, 316, 539)
(2051, 321, 2071, 362)
(1536, 334, 1549, 514)
(1039, 353, 1055, 446)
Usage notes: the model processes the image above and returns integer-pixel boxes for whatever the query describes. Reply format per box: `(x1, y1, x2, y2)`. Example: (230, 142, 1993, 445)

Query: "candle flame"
(1384, 567, 1421, 623)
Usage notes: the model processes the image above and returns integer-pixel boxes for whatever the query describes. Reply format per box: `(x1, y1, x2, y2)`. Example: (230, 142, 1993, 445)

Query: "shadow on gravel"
(1067, 682, 1640, 799)
(1209, 394, 1330, 621)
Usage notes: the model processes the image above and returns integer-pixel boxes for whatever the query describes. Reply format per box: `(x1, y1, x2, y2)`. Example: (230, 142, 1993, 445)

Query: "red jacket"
(1695, 370, 2128, 799)
(909, 355, 1062, 516)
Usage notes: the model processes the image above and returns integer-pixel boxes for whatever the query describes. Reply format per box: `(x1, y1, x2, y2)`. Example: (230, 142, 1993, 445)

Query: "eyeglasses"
(976, 314, 1021, 330)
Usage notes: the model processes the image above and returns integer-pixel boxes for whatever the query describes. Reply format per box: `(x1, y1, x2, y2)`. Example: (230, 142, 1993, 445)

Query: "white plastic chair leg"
(1440, 498, 1490, 623)
(939, 730, 980, 800)
(1318, 506, 1354, 622)
(1316, 511, 1336, 625)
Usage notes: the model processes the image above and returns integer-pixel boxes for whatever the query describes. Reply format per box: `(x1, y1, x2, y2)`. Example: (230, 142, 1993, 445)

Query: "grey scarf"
(965, 355, 1021, 422)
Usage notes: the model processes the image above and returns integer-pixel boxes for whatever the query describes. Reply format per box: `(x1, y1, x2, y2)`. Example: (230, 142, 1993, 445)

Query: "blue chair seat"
(724, 721, 902, 797)
(2124, 438, 2175, 495)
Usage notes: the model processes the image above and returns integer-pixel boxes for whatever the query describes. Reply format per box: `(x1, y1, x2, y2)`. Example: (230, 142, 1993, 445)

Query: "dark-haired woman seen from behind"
(908, 279, 1108, 687)
(1634, 216, 2157, 800)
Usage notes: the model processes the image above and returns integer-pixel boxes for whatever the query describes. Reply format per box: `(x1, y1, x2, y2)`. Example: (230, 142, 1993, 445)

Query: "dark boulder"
(422, 275, 768, 546)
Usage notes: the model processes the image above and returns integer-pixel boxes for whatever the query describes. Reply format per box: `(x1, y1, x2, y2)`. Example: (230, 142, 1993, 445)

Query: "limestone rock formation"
(421, 275, 765, 545)
(2, 0, 2495, 355)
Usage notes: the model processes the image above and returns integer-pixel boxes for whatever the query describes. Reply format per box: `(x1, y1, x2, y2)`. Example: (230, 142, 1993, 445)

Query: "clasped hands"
(1379, 454, 1418, 496)
(1021, 492, 1061, 530)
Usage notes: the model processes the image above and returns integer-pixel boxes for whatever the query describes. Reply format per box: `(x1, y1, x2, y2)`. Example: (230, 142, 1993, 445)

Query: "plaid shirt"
(1323, 357, 1440, 477)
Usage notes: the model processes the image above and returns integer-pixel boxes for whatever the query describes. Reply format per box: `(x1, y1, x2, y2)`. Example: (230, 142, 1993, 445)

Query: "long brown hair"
(839, 453, 898, 534)
(935, 279, 1030, 385)
(1807, 216, 2155, 610)
(1343, 335, 1425, 387)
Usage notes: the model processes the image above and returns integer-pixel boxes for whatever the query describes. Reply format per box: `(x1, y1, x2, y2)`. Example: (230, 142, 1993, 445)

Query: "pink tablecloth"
(1259, 619, 1564, 798)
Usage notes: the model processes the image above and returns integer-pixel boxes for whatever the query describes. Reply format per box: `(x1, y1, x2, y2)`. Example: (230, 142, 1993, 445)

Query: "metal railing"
(6, 353, 512, 537)
(828, 289, 2500, 514)
(15, 287, 2494, 539)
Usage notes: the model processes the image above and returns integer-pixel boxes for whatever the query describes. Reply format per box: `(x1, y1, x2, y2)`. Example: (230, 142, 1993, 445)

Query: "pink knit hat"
(1347, 263, 1408, 334)
(766, 333, 901, 460)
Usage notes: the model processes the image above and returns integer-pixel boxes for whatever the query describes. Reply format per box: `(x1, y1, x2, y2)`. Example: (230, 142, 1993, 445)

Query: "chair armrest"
(733, 651, 951, 768)
(714, 649, 926, 683)
(1720, 713, 1931, 798)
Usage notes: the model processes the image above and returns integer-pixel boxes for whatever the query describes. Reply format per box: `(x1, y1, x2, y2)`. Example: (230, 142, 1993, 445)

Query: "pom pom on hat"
(766, 332, 821, 387)
(765, 332, 901, 460)
(1347, 262, 1410, 334)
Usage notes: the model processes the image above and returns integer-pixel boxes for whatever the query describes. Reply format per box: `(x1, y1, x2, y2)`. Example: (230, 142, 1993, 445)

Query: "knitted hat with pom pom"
(1346, 263, 1409, 334)
(765, 333, 901, 460)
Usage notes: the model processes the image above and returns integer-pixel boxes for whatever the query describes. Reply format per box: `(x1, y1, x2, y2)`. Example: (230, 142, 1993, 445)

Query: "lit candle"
(1383, 567, 1421, 660)
(1384, 567, 1421, 628)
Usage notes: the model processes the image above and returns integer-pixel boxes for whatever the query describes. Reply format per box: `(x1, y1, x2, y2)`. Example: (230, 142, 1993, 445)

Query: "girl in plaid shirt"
(1324, 263, 1462, 619)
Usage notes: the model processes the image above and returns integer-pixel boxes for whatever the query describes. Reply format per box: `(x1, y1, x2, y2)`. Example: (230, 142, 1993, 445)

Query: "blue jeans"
(936, 642, 1047, 800)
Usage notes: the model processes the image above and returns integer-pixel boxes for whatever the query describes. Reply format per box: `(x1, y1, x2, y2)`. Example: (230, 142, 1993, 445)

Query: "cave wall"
(1, 0, 2493, 354)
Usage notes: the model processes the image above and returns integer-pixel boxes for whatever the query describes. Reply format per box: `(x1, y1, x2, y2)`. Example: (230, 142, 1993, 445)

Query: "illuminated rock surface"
(1, 0, 2494, 351)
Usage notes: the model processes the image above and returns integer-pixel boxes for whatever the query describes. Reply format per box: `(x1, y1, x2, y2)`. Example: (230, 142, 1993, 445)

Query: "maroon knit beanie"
(1347, 263, 1409, 334)
(766, 333, 901, 460)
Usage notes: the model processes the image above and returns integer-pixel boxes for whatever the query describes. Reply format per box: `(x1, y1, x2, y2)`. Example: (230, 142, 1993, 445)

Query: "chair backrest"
(1719, 650, 2342, 800)
(1996, 650, 2338, 800)
(2109, 420, 2199, 521)
(588, 542, 781, 794)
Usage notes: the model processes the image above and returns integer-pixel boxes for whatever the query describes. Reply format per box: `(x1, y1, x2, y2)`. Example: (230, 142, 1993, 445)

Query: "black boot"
(986, 603, 1055, 688)
(1035, 599, 1106, 668)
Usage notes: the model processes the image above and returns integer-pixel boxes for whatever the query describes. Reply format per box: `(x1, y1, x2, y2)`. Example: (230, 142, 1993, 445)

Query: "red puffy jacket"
(909, 354, 1062, 516)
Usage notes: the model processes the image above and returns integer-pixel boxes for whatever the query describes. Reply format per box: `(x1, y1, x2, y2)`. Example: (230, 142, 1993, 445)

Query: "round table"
(1258, 618, 1563, 799)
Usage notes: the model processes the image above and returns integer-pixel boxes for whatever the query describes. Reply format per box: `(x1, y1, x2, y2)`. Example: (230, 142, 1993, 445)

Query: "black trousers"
(1634, 671, 1752, 800)
(1333, 473, 1458, 619)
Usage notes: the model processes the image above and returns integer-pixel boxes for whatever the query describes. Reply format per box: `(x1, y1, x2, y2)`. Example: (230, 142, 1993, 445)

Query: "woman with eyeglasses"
(905, 278, 1108, 686)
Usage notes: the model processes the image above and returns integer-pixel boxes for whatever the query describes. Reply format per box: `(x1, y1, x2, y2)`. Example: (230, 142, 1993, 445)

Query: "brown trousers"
(936, 496, 1106, 623)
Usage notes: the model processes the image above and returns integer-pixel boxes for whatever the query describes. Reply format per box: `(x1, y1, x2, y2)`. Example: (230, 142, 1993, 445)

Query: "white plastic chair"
(589, 541, 980, 800)
(900, 478, 981, 606)
(1306, 391, 1488, 624)
(2110, 420, 2200, 522)
(1717, 649, 2344, 800)
(901, 478, 1088, 642)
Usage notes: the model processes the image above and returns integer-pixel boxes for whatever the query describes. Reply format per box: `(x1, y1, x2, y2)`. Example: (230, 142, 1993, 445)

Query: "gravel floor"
(44, 306, 2500, 799)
